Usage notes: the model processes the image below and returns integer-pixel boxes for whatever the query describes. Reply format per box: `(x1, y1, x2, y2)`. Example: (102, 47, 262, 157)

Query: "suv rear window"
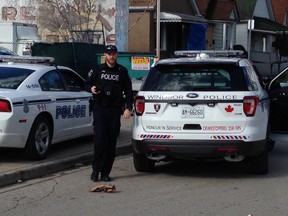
(142, 63, 248, 91)
(0, 67, 34, 89)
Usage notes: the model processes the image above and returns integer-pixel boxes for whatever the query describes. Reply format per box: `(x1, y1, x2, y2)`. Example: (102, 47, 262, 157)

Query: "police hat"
(105, 45, 118, 53)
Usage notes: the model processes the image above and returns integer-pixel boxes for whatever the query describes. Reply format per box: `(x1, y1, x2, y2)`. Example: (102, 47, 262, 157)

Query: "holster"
(89, 98, 94, 115)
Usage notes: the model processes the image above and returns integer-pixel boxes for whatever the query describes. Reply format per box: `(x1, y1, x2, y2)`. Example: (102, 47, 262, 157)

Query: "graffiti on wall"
(0, 0, 116, 44)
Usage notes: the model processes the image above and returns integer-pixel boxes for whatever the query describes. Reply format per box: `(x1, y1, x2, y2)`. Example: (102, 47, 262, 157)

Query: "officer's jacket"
(84, 62, 133, 110)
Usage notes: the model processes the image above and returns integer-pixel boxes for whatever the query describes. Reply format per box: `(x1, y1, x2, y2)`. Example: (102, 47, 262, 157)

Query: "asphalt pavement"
(0, 117, 133, 188)
(1, 117, 283, 188)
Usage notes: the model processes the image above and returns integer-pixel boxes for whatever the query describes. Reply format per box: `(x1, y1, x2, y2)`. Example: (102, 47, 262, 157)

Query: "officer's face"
(105, 52, 118, 67)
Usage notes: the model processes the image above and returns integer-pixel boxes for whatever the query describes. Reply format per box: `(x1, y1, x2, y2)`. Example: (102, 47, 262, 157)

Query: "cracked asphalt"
(0, 117, 132, 188)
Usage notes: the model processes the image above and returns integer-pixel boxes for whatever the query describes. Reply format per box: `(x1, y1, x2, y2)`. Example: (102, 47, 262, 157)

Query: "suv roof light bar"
(174, 50, 244, 58)
(0, 55, 55, 64)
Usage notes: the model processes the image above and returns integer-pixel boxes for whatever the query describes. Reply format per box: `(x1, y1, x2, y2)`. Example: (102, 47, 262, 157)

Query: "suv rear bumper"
(132, 138, 267, 159)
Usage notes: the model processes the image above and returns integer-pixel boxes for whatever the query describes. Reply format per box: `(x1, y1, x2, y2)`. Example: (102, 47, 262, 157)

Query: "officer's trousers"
(92, 103, 121, 176)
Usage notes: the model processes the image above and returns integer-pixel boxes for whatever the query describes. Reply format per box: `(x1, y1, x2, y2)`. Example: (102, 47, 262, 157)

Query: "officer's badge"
(154, 104, 161, 112)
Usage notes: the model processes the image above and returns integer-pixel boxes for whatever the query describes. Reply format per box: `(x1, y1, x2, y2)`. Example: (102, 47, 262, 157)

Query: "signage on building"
(131, 56, 151, 70)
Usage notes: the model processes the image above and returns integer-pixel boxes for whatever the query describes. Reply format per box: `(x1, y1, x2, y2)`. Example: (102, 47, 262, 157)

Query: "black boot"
(101, 175, 112, 182)
(91, 172, 99, 182)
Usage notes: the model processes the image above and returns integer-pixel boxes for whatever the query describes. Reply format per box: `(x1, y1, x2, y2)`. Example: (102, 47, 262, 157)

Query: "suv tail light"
(134, 96, 145, 116)
(0, 99, 12, 112)
(243, 96, 259, 116)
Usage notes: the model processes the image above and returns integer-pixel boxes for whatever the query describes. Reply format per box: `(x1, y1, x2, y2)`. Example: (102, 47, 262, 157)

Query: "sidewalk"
(0, 118, 132, 188)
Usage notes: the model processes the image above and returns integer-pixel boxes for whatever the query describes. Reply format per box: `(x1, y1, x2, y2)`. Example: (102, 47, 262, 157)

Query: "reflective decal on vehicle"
(140, 134, 172, 139)
(56, 105, 86, 119)
(212, 135, 248, 140)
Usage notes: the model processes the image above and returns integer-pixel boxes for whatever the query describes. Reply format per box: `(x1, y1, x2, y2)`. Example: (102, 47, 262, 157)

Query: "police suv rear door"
(268, 66, 288, 141)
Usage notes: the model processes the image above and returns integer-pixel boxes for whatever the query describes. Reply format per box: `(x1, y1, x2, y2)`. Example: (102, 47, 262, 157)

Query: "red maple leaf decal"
(225, 105, 234, 113)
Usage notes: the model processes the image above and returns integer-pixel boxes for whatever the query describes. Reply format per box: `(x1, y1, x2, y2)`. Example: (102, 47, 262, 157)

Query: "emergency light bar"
(0, 55, 55, 64)
(174, 50, 244, 58)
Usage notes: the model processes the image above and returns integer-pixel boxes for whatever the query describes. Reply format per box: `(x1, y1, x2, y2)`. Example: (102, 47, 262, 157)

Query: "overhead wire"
(128, 0, 156, 32)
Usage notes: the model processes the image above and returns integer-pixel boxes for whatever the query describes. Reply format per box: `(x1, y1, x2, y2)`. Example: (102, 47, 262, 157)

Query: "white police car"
(0, 56, 93, 160)
(132, 50, 271, 174)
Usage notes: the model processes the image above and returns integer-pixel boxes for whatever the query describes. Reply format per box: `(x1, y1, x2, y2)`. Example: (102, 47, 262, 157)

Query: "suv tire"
(133, 150, 155, 172)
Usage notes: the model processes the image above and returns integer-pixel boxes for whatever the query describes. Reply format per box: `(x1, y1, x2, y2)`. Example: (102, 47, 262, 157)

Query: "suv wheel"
(249, 147, 268, 175)
(133, 151, 155, 172)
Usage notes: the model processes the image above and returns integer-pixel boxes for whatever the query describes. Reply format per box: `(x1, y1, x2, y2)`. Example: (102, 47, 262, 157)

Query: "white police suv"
(0, 56, 93, 160)
(132, 50, 270, 174)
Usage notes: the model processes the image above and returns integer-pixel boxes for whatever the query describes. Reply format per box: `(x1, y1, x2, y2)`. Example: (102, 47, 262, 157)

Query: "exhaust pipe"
(224, 152, 244, 162)
(147, 151, 166, 161)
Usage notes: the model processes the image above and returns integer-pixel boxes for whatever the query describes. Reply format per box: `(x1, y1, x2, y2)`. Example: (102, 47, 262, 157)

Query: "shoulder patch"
(88, 69, 93, 77)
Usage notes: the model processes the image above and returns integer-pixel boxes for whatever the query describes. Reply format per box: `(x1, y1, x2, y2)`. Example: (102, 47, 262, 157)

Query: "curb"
(0, 144, 132, 188)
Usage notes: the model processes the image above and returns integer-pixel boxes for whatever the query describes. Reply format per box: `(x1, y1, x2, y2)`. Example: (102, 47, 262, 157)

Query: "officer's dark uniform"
(84, 54, 133, 182)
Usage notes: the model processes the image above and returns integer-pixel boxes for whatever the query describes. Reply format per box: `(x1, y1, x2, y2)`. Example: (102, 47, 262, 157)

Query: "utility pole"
(156, 0, 160, 60)
(116, 0, 129, 52)
(247, 19, 254, 60)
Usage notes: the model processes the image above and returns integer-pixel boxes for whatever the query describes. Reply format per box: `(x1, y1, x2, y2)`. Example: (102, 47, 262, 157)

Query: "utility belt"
(89, 95, 123, 109)
(98, 98, 122, 107)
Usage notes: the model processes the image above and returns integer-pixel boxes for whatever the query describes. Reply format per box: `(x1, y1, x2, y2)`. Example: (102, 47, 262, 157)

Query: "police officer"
(84, 45, 133, 182)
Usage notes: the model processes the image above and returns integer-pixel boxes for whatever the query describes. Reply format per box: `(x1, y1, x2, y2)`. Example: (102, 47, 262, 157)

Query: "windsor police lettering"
(147, 95, 184, 100)
(203, 95, 237, 100)
(101, 73, 120, 81)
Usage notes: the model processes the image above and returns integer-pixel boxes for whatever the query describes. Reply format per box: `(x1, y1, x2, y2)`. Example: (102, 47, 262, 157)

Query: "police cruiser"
(132, 50, 271, 174)
(0, 56, 93, 160)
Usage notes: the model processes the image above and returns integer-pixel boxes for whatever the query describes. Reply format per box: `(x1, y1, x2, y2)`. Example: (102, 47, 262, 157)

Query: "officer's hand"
(91, 86, 100, 94)
(123, 109, 131, 119)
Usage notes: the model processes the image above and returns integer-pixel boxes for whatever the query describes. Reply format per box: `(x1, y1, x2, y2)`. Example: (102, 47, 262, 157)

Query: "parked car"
(0, 56, 93, 160)
(0, 46, 16, 56)
(132, 50, 271, 174)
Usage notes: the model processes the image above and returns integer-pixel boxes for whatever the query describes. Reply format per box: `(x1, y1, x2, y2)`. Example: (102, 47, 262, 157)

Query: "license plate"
(181, 106, 204, 118)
